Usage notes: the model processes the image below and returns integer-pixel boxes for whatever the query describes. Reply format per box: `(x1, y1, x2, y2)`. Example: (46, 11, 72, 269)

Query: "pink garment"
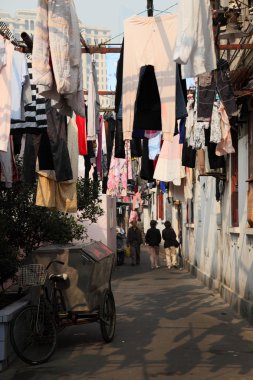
(154, 134, 183, 184)
(0, 37, 14, 152)
(107, 141, 132, 197)
(216, 103, 235, 156)
(132, 192, 143, 210)
(123, 14, 177, 142)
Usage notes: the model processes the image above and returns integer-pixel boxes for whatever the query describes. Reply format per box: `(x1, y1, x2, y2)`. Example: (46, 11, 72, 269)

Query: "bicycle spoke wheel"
(99, 289, 116, 343)
(10, 305, 57, 365)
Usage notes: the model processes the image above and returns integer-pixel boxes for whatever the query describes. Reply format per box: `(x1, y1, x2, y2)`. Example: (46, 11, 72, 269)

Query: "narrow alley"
(3, 248, 253, 380)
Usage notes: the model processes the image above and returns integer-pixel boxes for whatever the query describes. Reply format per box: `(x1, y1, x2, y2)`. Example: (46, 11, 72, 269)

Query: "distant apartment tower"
(0, 9, 113, 109)
(79, 23, 114, 109)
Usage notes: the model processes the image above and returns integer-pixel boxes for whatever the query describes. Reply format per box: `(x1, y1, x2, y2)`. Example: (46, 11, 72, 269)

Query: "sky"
(0, 0, 178, 41)
(0, 0, 178, 90)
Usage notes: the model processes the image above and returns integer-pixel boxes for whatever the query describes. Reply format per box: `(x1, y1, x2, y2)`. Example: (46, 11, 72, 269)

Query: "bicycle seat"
(49, 273, 68, 282)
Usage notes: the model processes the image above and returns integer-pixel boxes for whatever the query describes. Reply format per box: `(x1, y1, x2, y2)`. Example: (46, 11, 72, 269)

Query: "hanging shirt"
(173, 0, 217, 79)
(148, 132, 161, 160)
(87, 61, 100, 141)
(11, 50, 31, 120)
(11, 60, 48, 131)
(0, 37, 14, 152)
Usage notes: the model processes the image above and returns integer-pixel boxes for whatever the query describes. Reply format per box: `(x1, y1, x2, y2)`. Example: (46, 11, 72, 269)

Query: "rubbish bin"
(30, 242, 115, 312)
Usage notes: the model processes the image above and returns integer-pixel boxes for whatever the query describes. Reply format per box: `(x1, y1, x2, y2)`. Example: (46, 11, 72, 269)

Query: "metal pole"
(147, 0, 153, 16)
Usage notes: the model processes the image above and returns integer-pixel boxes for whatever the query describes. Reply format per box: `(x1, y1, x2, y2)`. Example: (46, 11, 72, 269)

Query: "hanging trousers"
(23, 108, 73, 183)
(122, 14, 177, 141)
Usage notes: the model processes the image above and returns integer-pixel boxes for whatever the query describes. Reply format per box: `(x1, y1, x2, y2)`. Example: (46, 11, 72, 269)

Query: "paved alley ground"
(3, 248, 253, 380)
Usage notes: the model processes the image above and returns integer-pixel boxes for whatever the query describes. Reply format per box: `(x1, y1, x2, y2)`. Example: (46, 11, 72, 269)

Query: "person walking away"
(145, 220, 161, 269)
(162, 220, 178, 269)
(127, 219, 143, 266)
(116, 227, 125, 266)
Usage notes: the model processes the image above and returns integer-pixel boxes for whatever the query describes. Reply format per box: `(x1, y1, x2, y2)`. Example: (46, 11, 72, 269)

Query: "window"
(25, 20, 29, 30)
(231, 129, 238, 227)
(30, 20, 34, 30)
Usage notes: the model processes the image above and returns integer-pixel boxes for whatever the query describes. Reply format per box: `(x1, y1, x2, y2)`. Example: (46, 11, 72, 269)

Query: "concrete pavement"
(3, 247, 253, 380)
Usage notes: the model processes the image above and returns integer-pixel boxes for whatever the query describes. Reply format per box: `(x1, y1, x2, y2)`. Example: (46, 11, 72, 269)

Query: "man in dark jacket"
(162, 220, 178, 269)
(145, 220, 161, 269)
(127, 219, 143, 265)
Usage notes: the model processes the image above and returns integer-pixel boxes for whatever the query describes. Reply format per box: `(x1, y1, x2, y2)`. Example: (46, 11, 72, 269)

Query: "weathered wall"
(183, 125, 253, 321)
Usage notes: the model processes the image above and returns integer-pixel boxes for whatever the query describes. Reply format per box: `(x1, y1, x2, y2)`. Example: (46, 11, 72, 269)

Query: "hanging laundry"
(210, 102, 222, 144)
(193, 122, 207, 150)
(76, 114, 87, 155)
(96, 116, 103, 180)
(11, 50, 31, 121)
(11, 60, 48, 132)
(114, 119, 125, 159)
(87, 61, 100, 141)
(140, 137, 154, 181)
(115, 39, 124, 118)
(216, 103, 235, 156)
(148, 132, 161, 160)
(23, 107, 73, 184)
(0, 37, 6, 70)
(32, 0, 85, 117)
(174, 0, 217, 79)
(0, 37, 14, 152)
(154, 135, 184, 185)
(132, 192, 143, 210)
(197, 60, 237, 122)
(184, 168, 193, 201)
(104, 112, 116, 170)
(0, 138, 18, 188)
(185, 97, 195, 146)
(160, 181, 167, 194)
(122, 14, 177, 141)
(107, 140, 132, 197)
(35, 116, 78, 213)
(204, 128, 225, 170)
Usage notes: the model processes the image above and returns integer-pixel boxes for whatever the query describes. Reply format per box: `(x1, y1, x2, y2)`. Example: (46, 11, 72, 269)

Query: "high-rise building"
(0, 9, 113, 109)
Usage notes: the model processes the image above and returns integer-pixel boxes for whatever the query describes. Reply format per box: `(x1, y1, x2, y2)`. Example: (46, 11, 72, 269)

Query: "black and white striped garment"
(11, 59, 48, 132)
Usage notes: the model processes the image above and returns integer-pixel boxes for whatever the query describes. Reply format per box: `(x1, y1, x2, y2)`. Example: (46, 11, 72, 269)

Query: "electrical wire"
(154, 3, 178, 16)
(98, 4, 178, 47)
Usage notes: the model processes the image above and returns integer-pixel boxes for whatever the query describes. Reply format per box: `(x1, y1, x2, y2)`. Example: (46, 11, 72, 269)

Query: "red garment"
(76, 115, 87, 155)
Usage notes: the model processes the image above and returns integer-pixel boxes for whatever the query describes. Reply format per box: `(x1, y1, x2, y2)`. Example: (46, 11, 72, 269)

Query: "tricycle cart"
(10, 242, 116, 365)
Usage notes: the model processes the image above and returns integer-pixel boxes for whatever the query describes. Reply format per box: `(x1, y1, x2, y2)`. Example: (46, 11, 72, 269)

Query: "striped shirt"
(11, 60, 47, 132)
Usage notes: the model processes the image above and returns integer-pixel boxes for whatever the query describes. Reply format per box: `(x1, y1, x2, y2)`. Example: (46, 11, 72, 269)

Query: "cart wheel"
(10, 304, 57, 365)
(99, 289, 116, 342)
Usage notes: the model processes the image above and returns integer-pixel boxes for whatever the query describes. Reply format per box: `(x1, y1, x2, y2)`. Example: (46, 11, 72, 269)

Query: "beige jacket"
(32, 0, 85, 117)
